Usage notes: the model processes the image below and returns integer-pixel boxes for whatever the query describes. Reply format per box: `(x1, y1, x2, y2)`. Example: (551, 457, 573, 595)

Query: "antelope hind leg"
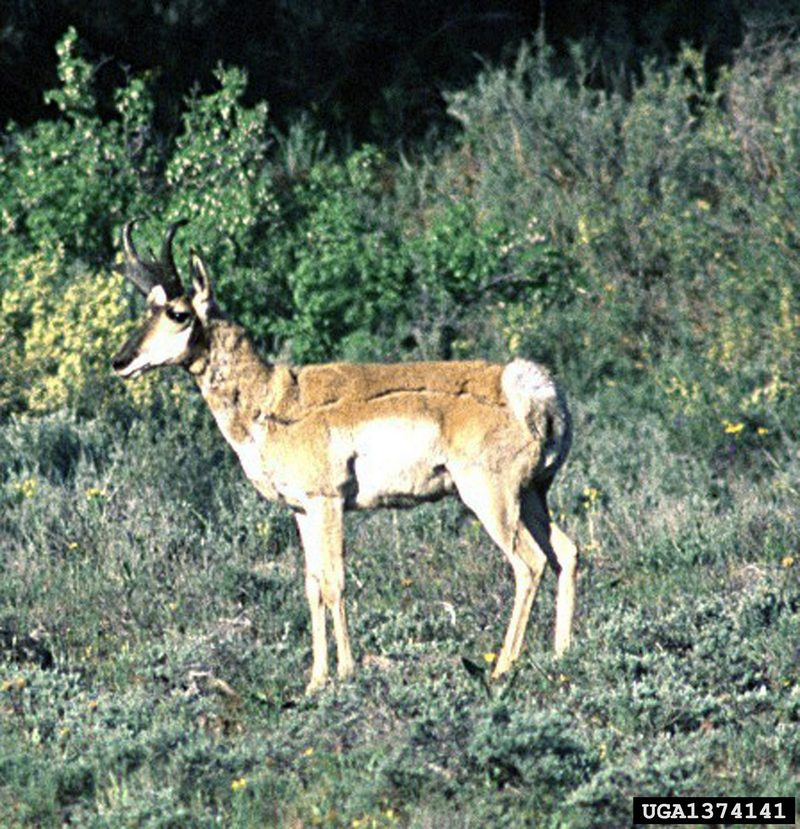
(520, 488, 577, 658)
(452, 469, 547, 679)
(550, 521, 577, 655)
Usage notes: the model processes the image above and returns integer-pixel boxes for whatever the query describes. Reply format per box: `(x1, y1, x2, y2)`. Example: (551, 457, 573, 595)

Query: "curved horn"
(122, 218, 141, 261)
(159, 218, 189, 298)
(120, 218, 158, 296)
(118, 218, 189, 298)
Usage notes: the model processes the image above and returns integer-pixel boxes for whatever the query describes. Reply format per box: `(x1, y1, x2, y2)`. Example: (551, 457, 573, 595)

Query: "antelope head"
(112, 220, 216, 379)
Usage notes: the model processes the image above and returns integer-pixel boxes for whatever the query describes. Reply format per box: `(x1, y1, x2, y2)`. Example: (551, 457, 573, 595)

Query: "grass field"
(2, 382, 798, 827)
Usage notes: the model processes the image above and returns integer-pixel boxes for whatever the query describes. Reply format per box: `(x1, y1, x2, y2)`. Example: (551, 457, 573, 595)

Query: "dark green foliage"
(0, 30, 155, 265)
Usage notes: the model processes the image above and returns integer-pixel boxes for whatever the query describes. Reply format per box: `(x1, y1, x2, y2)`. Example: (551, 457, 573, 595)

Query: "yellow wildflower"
(231, 777, 247, 792)
(782, 556, 794, 568)
(483, 652, 497, 665)
(722, 420, 745, 435)
(12, 478, 38, 498)
(581, 486, 601, 510)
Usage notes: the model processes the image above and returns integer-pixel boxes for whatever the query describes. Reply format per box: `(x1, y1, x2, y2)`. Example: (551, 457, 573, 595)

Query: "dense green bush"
(0, 246, 166, 416)
(448, 42, 799, 407)
(0, 30, 154, 265)
(5, 28, 794, 414)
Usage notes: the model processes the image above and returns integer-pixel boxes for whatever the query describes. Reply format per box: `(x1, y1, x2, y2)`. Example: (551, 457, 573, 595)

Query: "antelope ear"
(189, 249, 215, 320)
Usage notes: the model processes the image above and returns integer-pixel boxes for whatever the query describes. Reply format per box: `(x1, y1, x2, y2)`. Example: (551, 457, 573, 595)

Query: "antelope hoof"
(491, 661, 512, 681)
(305, 674, 329, 696)
(337, 659, 356, 680)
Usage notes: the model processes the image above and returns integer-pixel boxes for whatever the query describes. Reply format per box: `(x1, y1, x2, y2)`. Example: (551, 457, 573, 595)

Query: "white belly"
(341, 418, 454, 508)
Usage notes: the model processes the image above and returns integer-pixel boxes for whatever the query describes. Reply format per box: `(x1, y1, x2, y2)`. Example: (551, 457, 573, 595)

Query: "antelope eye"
(166, 307, 191, 324)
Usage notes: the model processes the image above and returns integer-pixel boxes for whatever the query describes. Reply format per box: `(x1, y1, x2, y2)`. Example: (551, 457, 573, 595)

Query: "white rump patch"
(501, 358, 556, 425)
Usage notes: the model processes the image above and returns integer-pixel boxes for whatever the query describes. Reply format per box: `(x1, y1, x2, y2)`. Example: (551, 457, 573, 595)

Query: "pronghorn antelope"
(112, 220, 577, 694)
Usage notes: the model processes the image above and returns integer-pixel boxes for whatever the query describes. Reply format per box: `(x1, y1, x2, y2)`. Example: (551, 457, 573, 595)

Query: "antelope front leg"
(295, 497, 354, 694)
(296, 503, 329, 693)
(318, 497, 355, 680)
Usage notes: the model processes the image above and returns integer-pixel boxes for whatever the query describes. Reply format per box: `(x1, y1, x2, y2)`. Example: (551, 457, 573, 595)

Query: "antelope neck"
(191, 321, 279, 442)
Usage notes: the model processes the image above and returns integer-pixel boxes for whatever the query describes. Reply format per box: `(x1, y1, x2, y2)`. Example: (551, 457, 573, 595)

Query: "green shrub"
(468, 704, 598, 795)
(0, 29, 154, 267)
(271, 146, 410, 361)
(162, 64, 280, 332)
(448, 40, 799, 410)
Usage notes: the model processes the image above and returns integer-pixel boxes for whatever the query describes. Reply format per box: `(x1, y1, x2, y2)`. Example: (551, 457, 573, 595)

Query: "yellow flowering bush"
(0, 247, 160, 416)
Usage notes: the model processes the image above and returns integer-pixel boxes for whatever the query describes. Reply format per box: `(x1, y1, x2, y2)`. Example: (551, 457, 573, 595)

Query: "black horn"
(119, 219, 156, 296)
(159, 218, 189, 298)
(119, 218, 188, 298)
